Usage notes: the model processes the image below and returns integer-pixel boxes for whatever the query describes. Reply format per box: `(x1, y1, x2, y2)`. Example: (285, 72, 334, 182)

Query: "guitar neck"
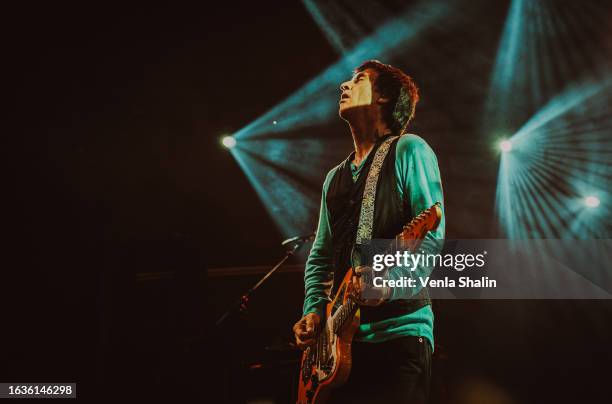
(330, 296, 358, 334)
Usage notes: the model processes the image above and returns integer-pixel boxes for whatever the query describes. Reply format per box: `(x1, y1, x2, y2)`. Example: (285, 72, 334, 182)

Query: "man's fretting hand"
(352, 266, 390, 306)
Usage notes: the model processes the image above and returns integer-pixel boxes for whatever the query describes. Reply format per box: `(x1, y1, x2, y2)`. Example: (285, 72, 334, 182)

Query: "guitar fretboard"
(332, 296, 358, 333)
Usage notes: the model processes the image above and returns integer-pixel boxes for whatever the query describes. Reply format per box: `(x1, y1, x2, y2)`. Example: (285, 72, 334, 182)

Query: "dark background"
(5, 1, 612, 403)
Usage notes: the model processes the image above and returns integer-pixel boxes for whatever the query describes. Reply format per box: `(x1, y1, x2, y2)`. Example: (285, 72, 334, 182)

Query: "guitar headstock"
(397, 202, 442, 250)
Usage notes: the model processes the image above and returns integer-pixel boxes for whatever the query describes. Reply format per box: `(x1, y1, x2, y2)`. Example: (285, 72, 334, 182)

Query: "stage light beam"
(495, 77, 612, 239)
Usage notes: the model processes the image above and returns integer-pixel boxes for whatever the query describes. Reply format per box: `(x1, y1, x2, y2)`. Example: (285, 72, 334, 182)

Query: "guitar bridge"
(301, 348, 312, 384)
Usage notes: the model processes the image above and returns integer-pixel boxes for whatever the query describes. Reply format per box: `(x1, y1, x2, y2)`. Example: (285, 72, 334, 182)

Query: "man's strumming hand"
(293, 312, 321, 349)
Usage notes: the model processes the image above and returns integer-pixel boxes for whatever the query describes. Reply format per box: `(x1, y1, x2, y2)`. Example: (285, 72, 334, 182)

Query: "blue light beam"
(496, 77, 612, 239)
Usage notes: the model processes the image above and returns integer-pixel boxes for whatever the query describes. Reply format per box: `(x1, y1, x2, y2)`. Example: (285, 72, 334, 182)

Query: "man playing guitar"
(293, 60, 445, 403)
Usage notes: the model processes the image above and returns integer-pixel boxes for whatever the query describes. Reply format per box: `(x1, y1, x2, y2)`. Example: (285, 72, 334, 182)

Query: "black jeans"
(328, 336, 432, 404)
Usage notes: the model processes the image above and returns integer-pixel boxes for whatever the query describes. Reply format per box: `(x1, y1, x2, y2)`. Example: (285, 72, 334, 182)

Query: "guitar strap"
(355, 135, 398, 245)
(350, 135, 397, 271)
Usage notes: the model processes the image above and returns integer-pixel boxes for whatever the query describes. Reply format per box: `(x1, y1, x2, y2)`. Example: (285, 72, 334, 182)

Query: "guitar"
(296, 202, 442, 404)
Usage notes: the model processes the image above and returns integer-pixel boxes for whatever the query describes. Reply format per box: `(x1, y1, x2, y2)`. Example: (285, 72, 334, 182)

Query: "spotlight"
(499, 139, 512, 153)
(272, 120, 278, 125)
(584, 196, 600, 208)
(221, 135, 236, 149)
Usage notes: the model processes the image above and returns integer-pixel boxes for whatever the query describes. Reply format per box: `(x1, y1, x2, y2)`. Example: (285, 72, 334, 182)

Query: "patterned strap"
(355, 136, 399, 244)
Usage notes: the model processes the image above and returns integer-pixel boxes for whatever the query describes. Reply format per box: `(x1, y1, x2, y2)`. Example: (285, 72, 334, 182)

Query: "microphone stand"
(215, 233, 314, 327)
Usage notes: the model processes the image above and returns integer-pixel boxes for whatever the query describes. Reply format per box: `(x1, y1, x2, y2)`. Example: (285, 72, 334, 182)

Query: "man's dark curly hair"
(355, 60, 420, 135)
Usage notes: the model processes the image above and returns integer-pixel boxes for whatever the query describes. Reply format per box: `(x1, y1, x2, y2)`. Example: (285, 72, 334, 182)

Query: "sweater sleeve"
(302, 168, 336, 318)
(387, 134, 446, 299)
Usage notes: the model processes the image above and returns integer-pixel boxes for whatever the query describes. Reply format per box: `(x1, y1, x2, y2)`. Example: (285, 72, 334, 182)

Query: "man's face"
(338, 68, 380, 118)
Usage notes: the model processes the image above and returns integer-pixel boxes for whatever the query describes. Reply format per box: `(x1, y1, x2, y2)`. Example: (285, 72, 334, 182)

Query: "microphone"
(281, 232, 316, 247)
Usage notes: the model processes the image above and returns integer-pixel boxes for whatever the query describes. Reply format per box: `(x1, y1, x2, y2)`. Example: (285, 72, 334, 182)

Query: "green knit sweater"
(302, 134, 445, 348)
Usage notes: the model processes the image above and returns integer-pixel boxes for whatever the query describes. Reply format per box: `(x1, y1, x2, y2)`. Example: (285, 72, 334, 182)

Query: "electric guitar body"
(296, 269, 360, 404)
